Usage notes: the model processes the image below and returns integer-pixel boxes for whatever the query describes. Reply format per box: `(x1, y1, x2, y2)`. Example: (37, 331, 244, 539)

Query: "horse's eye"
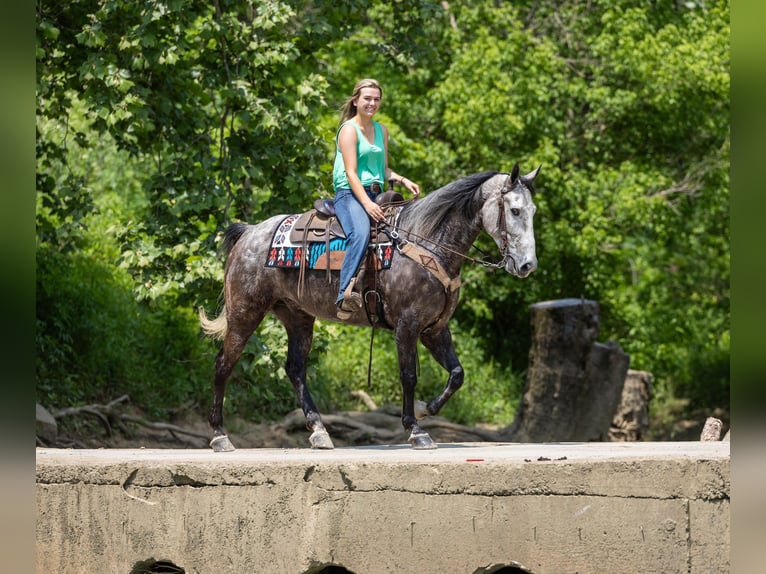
(511, 208, 520, 216)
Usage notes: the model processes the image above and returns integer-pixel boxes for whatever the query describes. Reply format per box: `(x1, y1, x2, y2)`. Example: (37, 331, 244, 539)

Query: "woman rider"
(332, 78, 420, 319)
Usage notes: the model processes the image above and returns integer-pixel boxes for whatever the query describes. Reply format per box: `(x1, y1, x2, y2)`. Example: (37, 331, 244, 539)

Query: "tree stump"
(609, 370, 653, 441)
(700, 416, 723, 441)
(502, 298, 630, 442)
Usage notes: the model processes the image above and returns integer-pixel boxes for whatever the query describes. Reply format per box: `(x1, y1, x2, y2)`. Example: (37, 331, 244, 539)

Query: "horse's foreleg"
(417, 327, 464, 419)
(275, 307, 334, 449)
(396, 321, 438, 450)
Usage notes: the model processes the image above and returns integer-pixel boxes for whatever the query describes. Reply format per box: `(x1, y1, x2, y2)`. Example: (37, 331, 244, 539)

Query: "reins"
(384, 223, 508, 269)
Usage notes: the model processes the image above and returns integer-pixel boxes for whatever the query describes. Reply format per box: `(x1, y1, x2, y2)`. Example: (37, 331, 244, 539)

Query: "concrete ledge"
(36, 442, 730, 574)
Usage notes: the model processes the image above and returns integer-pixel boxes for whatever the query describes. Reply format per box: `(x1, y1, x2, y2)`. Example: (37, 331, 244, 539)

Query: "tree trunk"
(609, 370, 653, 441)
(502, 298, 630, 442)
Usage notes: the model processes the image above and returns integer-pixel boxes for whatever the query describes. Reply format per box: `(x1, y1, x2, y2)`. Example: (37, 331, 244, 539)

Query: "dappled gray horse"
(200, 164, 540, 451)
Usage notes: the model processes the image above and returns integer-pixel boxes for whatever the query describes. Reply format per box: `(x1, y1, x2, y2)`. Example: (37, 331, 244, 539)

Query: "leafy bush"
(36, 249, 211, 418)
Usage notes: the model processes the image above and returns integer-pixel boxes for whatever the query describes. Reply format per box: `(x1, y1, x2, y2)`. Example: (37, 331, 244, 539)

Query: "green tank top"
(332, 120, 386, 191)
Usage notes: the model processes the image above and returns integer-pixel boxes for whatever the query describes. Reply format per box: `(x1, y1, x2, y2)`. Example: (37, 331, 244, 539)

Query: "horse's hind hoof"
(409, 432, 437, 450)
(210, 435, 236, 452)
(310, 430, 335, 450)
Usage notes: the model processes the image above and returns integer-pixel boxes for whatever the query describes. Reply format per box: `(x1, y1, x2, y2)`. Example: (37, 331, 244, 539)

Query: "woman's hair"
(339, 78, 383, 124)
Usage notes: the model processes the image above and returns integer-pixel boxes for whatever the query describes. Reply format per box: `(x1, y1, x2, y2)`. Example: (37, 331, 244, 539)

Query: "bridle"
(494, 173, 515, 270)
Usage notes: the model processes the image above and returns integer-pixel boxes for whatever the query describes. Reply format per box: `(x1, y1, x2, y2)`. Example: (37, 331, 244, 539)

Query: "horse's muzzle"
(508, 255, 537, 278)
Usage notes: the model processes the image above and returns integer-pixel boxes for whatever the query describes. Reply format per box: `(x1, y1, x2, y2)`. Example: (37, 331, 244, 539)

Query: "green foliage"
(36, 248, 211, 417)
(36, 0, 729, 429)
(37, 0, 333, 304)
(430, 0, 730, 414)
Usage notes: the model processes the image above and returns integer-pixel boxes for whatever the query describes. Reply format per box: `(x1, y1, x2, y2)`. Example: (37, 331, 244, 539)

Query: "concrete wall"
(36, 442, 730, 574)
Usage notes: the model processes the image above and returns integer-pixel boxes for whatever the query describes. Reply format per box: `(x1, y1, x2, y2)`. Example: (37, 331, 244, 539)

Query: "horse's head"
(481, 163, 540, 278)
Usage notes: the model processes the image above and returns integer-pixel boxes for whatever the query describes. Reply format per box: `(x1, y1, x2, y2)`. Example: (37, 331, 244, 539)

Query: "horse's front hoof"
(408, 432, 437, 450)
(210, 434, 236, 452)
(310, 430, 335, 450)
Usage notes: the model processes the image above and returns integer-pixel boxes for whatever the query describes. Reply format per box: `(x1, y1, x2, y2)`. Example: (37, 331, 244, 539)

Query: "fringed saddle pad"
(266, 212, 395, 271)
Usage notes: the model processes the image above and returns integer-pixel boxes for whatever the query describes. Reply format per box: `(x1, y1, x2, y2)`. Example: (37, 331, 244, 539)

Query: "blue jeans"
(334, 187, 376, 303)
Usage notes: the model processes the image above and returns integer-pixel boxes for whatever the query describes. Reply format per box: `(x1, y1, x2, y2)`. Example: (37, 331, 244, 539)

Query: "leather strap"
(297, 211, 316, 298)
(397, 241, 461, 292)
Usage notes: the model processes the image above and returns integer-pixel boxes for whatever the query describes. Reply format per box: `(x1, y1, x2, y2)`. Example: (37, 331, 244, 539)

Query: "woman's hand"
(364, 200, 386, 222)
(401, 177, 420, 196)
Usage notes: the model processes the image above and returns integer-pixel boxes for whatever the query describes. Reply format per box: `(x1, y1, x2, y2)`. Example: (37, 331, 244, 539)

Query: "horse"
(199, 163, 540, 451)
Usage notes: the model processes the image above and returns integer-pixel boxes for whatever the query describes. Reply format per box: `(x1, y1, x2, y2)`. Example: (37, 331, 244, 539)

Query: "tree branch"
(52, 395, 209, 443)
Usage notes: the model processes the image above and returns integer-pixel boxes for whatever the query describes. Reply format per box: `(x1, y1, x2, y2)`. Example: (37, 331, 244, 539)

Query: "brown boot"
(336, 291, 363, 319)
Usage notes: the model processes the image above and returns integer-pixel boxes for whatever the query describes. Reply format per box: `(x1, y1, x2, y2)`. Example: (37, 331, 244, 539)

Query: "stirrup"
(343, 276, 359, 301)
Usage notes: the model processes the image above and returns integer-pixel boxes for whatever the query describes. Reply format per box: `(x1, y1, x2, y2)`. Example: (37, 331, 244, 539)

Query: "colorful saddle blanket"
(266, 212, 394, 271)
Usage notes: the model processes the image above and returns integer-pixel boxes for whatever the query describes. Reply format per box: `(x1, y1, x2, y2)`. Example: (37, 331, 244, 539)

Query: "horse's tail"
(199, 303, 228, 341)
(221, 222, 249, 257)
(198, 223, 249, 341)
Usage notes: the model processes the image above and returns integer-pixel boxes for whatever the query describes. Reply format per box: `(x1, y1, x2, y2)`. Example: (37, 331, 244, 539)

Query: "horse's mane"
(399, 171, 499, 238)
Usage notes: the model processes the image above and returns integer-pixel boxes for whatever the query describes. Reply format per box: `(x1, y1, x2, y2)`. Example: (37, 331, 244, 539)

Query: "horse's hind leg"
(417, 326, 464, 419)
(209, 313, 266, 452)
(272, 305, 334, 449)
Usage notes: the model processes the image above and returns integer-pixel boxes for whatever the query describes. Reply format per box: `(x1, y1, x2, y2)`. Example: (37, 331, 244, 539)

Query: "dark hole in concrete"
(474, 564, 534, 574)
(130, 559, 186, 574)
(304, 565, 356, 574)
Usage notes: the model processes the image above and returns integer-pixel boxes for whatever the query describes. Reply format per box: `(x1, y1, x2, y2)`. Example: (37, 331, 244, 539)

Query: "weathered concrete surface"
(36, 441, 730, 574)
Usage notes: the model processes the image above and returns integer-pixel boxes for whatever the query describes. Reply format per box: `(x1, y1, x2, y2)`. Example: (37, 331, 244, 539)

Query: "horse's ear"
(523, 164, 542, 182)
(510, 163, 520, 183)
